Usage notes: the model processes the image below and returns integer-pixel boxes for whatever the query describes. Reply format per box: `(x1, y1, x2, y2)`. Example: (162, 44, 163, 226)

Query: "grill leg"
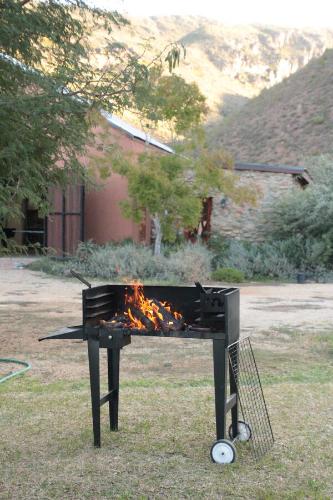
(107, 345, 120, 431)
(229, 355, 238, 438)
(213, 338, 228, 440)
(88, 336, 101, 447)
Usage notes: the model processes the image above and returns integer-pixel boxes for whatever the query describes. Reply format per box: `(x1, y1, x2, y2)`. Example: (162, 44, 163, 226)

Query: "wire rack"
(228, 337, 274, 460)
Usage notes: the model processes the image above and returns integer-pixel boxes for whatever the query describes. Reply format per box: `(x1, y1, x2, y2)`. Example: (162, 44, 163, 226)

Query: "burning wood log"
(122, 284, 185, 332)
(150, 299, 184, 332)
(127, 306, 156, 330)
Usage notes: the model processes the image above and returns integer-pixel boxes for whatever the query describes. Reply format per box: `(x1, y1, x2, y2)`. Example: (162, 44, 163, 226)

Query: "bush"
(28, 256, 72, 275)
(267, 236, 332, 272)
(249, 241, 297, 279)
(29, 241, 213, 283)
(32, 235, 327, 283)
(263, 155, 333, 271)
(212, 239, 297, 280)
(213, 236, 332, 281)
(211, 267, 245, 282)
(166, 243, 213, 282)
(207, 232, 229, 255)
(81, 243, 158, 280)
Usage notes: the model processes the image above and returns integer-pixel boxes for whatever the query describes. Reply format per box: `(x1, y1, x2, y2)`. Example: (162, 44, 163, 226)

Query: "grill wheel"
(210, 439, 237, 464)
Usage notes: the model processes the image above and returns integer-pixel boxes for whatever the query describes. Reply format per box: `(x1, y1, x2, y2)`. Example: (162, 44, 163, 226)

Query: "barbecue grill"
(40, 277, 273, 463)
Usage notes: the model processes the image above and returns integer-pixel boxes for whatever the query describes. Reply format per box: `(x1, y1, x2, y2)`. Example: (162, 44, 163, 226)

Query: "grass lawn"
(1, 310, 332, 499)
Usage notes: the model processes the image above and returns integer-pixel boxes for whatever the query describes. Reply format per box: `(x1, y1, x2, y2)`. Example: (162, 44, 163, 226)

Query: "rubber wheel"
(210, 439, 237, 464)
(228, 420, 252, 442)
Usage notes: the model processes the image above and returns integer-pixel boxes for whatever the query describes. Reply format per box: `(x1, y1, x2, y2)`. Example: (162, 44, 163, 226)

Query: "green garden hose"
(0, 358, 31, 384)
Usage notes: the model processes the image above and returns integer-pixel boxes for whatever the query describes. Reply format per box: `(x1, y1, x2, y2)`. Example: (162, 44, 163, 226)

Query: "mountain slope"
(211, 49, 333, 165)
(92, 16, 333, 119)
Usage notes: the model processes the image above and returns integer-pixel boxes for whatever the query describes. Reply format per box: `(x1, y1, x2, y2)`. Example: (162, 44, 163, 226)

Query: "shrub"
(75, 243, 166, 280)
(166, 243, 213, 282)
(312, 115, 325, 125)
(213, 239, 297, 280)
(27, 256, 73, 275)
(263, 155, 333, 271)
(218, 239, 253, 276)
(207, 232, 229, 255)
(76, 240, 99, 262)
(249, 241, 297, 279)
(211, 267, 245, 282)
(29, 242, 213, 283)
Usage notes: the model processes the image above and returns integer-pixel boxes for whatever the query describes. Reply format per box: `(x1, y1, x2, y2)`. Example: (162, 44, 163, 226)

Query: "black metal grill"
(40, 280, 273, 463)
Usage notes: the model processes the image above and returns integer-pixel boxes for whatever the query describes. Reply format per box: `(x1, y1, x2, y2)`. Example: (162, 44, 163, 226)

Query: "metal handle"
(195, 282, 207, 294)
(70, 269, 92, 289)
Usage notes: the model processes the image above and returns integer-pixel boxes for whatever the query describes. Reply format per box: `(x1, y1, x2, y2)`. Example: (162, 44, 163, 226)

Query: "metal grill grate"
(228, 337, 274, 460)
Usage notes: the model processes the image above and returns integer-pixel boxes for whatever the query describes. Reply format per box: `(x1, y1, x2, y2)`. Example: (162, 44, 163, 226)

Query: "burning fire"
(124, 283, 183, 331)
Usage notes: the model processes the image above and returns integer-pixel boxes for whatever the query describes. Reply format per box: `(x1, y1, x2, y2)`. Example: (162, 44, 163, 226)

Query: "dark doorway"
(23, 200, 46, 247)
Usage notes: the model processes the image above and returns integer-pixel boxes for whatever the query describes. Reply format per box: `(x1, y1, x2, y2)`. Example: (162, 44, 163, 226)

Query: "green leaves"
(0, 1, 186, 242)
(164, 44, 186, 73)
(134, 68, 207, 136)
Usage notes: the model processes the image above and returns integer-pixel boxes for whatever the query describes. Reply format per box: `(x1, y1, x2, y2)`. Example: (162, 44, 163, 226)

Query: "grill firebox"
(40, 282, 272, 463)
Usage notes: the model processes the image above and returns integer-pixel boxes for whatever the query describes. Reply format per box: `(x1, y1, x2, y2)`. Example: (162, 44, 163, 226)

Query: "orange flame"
(124, 283, 183, 330)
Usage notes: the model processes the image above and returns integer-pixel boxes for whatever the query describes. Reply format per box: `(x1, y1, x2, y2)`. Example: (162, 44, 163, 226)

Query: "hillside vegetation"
(211, 49, 333, 165)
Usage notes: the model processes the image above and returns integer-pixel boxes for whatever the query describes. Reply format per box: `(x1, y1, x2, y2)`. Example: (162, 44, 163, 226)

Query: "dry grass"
(0, 305, 333, 499)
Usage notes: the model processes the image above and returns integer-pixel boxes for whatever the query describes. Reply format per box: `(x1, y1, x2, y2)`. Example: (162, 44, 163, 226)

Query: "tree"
(134, 67, 207, 138)
(0, 0, 183, 246)
(111, 129, 256, 255)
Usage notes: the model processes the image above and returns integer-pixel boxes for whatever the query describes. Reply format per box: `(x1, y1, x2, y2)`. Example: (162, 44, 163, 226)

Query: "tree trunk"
(153, 215, 162, 256)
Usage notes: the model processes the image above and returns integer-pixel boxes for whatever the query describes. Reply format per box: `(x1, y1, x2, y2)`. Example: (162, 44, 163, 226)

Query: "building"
(6, 116, 311, 253)
(8, 112, 171, 255)
(211, 161, 311, 241)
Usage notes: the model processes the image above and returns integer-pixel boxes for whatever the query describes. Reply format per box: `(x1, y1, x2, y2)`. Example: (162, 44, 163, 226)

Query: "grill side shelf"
(39, 326, 85, 341)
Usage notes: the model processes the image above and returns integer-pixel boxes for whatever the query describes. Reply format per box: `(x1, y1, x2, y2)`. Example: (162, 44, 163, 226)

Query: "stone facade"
(211, 170, 303, 241)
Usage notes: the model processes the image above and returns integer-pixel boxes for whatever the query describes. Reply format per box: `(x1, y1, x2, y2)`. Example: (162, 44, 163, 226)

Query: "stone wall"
(211, 170, 301, 241)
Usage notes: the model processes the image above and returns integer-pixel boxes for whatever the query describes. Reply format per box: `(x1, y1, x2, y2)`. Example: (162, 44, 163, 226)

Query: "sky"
(93, 0, 333, 29)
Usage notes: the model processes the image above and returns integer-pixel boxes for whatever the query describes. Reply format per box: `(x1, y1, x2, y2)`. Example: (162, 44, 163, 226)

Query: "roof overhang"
(101, 111, 173, 154)
(234, 161, 311, 185)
